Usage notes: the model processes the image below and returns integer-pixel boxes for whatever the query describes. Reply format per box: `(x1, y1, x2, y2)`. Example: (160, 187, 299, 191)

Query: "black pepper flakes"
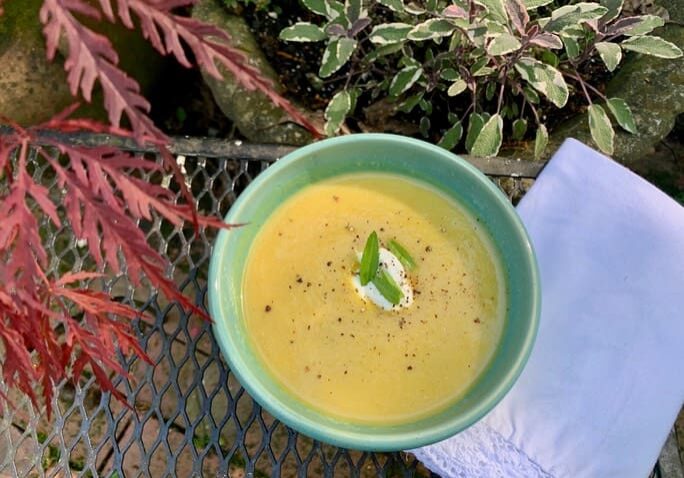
(407, 366, 413, 371)
(265, 305, 272, 312)
(425, 245, 432, 252)
(326, 261, 332, 267)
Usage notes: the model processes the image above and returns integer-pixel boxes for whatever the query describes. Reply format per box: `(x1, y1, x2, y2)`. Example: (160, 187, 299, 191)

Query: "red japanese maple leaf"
(1, 0, 318, 415)
(0, 112, 237, 415)
(39, 0, 322, 143)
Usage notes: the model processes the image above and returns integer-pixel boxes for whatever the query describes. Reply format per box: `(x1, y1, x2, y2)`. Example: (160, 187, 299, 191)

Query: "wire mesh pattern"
(0, 137, 539, 478)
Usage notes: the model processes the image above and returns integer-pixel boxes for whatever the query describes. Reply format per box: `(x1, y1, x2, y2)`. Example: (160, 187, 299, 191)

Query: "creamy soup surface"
(242, 173, 506, 424)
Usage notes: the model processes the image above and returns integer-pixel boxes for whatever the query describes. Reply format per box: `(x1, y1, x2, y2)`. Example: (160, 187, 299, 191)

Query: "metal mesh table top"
(0, 134, 543, 477)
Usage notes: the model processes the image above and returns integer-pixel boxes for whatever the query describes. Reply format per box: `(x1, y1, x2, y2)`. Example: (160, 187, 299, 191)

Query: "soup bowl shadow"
(208, 133, 540, 451)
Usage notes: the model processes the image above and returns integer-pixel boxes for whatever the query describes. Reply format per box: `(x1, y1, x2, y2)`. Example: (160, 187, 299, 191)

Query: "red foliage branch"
(2, 0, 319, 415)
(0, 112, 235, 415)
(39, 0, 322, 144)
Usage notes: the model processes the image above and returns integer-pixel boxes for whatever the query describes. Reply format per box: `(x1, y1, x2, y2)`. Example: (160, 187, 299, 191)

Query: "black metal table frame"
(0, 133, 665, 478)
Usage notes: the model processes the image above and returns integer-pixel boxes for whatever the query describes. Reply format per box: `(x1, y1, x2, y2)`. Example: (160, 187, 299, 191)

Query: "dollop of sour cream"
(351, 248, 414, 311)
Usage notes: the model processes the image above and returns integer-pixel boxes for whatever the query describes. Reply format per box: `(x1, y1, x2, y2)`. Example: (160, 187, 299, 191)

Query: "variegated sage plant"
(279, 0, 682, 157)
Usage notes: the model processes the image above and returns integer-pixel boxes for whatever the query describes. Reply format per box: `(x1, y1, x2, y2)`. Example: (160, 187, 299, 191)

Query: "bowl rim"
(208, 133, 540, 451)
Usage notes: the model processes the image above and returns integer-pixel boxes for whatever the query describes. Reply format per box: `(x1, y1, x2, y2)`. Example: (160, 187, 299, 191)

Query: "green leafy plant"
(280, 0, 682, 156)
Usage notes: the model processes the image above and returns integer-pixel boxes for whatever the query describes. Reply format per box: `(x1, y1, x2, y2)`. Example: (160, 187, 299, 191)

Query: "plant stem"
(497, 79, 506, 114)
(572, 74, 606, 100)
(528, 101, 540, 125)
(566, 69, 605, 103)
(570, 68, 593, 105)
(496, 66, 508, 114)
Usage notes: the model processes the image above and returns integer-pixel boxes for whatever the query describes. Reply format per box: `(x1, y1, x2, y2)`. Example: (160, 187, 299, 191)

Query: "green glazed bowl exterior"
(208, 133, 540, 451)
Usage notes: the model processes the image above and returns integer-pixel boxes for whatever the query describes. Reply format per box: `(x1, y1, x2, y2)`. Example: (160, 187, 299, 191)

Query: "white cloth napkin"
(412, 138, 684, 478)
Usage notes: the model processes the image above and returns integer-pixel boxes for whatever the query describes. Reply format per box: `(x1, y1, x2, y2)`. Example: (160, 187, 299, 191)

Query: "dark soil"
(245, 0, 340, 112)
(147, 62, 239, 138)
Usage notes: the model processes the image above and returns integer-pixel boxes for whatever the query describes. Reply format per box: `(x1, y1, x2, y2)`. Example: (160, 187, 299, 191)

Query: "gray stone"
(0, 0, 166, 126)
(658, 426, 684, 478)
(545, 0, 684, 162)
(0, 0, 74, 125)
(192, 0, 313, 145)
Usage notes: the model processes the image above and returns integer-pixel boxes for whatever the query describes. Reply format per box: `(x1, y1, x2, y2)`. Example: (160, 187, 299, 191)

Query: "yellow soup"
(243, 173, 506, 424)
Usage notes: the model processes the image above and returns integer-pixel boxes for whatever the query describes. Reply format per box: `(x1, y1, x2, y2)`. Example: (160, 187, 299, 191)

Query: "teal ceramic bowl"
(208, 133, 540, 451)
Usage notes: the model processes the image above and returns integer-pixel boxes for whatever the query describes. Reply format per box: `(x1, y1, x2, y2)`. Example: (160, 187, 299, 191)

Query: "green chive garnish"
(387, 239, 416, 270)
(359, 231, 379, 285)
(372, 268, 404, 305)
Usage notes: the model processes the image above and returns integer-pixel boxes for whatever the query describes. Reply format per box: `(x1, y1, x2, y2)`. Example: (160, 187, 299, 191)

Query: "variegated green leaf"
(398, 92, 424, 112)
(440, 68, 460, 81)
(471, 56, 489, 74)
(534, 123, 548, 159)
(483, 19, 509, 36)
(588, 104, 615, 155)
(365, 43, 403, 62)
(595, 42, 622, 71)
(401, 56, 421, 68)
(484, 18, 510, 38)
(467, 25, 488, 47)
(408, 19, 457, 41)
(447, 79, 468, 96)
(486, 81, 496, 100)
(514, 57, 569, 107)
(529, 32, 563, 49)
(345, 0, 362, 22)
(558, 25, 586, 38)
(302, 0, 344, 18)
(378, 0, 406, 11)
(608, 15, 664, 36)
(606, 97, 637, 134)
(319, 38, 357, 77)
(487, 33, 522, 55)
(471, 114, 503, 157)
(523, 0, 554, 8)
(405, 2, 426, 14)
(621, 35, 683, 59)
(505, 0, 530, 35)
(600, 0, 623, 23)
(324, 90, 352, 135)
(437, 121, 464, 150)
(546, 3, 608, 32)
(443, 4, 468, 18)
(561, 35, 580, 58)
(523, 85, 540, 104)
(474, 0, 508, 23)
(279, 23, 327, 42)
(419, 116, 430, 137)
(369, 23, 413, 45)
(465, 113, 486, 152)
(474, 67, 496, 76)
(624, 15, 665, 36)
(512, 118, 528, 140)
(389, 66, 423, 96)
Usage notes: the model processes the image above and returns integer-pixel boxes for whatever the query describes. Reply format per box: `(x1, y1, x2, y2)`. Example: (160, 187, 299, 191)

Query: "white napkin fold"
(412, 138, 684, 478)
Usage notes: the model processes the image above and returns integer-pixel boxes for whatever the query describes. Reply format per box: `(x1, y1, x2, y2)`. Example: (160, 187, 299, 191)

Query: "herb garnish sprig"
(358, 231, 416, 306)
